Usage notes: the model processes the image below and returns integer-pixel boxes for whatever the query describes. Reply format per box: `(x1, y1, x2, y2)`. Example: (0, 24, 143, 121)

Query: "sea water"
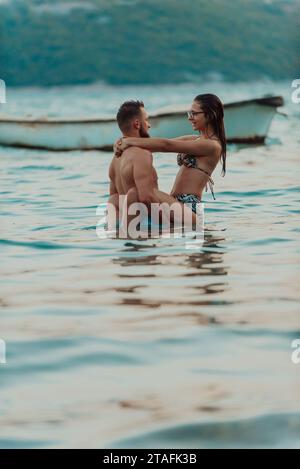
(0, 81, 299, 448)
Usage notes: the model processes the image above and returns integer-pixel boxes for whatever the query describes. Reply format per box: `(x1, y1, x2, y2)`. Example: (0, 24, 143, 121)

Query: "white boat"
(0, 96, 283, 151)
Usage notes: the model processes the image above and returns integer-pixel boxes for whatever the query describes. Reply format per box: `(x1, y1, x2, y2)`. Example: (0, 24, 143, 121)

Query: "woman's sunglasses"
(187, 111, 205, 119)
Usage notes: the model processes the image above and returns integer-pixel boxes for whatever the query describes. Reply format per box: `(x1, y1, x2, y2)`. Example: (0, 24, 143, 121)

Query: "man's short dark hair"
(116, 100, 144, 133)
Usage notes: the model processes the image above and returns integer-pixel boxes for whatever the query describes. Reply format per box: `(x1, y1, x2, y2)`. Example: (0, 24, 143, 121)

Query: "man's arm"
(132, 148, 158, 204)
(108, 160, 117, 195)
(109, 180, 117, 196)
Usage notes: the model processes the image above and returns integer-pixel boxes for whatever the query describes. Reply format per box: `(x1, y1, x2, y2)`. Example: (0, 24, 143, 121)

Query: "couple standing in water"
(108, 94, 226, 227)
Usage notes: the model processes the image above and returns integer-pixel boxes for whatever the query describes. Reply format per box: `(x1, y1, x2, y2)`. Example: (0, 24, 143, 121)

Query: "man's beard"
(139, 126, 150, 138)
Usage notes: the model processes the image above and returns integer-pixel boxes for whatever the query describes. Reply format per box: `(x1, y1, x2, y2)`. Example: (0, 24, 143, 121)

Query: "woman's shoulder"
(195, 136, 222, 156)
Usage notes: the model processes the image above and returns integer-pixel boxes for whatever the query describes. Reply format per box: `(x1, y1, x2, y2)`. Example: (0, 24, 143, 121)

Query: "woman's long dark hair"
(194, 93, 226, 176)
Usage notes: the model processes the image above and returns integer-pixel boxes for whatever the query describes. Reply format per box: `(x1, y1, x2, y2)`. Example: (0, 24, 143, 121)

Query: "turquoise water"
(0, 81, 299, 448)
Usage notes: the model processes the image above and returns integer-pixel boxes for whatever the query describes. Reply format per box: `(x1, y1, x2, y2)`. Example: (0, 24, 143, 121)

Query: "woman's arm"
(172, 135, 198, 141)
(120, 136, 219, 157)
(114, 135, 196, 157)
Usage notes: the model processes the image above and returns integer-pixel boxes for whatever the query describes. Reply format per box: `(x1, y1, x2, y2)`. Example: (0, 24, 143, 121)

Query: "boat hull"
(0, 96, 283, 151)
(0, 120, 119, 151)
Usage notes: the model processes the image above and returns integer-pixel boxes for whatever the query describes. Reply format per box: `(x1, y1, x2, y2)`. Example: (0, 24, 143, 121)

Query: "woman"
(116, 93, 226, 214)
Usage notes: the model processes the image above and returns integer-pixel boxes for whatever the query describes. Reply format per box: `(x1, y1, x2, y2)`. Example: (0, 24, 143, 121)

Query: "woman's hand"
(113, 137, 132, 157)
(113, 138, 123, 157)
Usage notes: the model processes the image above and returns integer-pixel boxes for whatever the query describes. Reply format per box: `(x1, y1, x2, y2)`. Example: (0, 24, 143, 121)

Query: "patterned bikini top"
(177, 153, 216, 200)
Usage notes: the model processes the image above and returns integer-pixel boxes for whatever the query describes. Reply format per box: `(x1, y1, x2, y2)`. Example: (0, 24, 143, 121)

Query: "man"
(109, 100, 159, 208)
(108, 100, 196, 229)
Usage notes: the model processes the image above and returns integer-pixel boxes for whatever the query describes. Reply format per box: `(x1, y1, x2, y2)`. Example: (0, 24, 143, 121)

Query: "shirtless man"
(109, 100, 159, 212)
(108, 100, 196, 229)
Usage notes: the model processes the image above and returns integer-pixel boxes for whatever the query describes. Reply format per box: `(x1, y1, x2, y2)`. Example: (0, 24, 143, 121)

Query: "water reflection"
(112, 229, 229, 314)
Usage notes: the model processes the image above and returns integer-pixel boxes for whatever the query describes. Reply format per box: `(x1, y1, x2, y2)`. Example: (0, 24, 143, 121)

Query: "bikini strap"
(197, 167, 216, 200)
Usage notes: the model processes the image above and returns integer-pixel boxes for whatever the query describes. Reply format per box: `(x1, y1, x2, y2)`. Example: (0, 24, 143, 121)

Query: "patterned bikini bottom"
(174, 194, 202, 214)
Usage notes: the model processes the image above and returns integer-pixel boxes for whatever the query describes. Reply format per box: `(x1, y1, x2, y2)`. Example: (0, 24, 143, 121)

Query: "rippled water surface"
(0, 81, 299, 448)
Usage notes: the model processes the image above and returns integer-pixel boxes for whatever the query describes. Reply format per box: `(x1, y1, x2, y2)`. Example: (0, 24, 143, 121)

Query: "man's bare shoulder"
(127, 147, 152, 160)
